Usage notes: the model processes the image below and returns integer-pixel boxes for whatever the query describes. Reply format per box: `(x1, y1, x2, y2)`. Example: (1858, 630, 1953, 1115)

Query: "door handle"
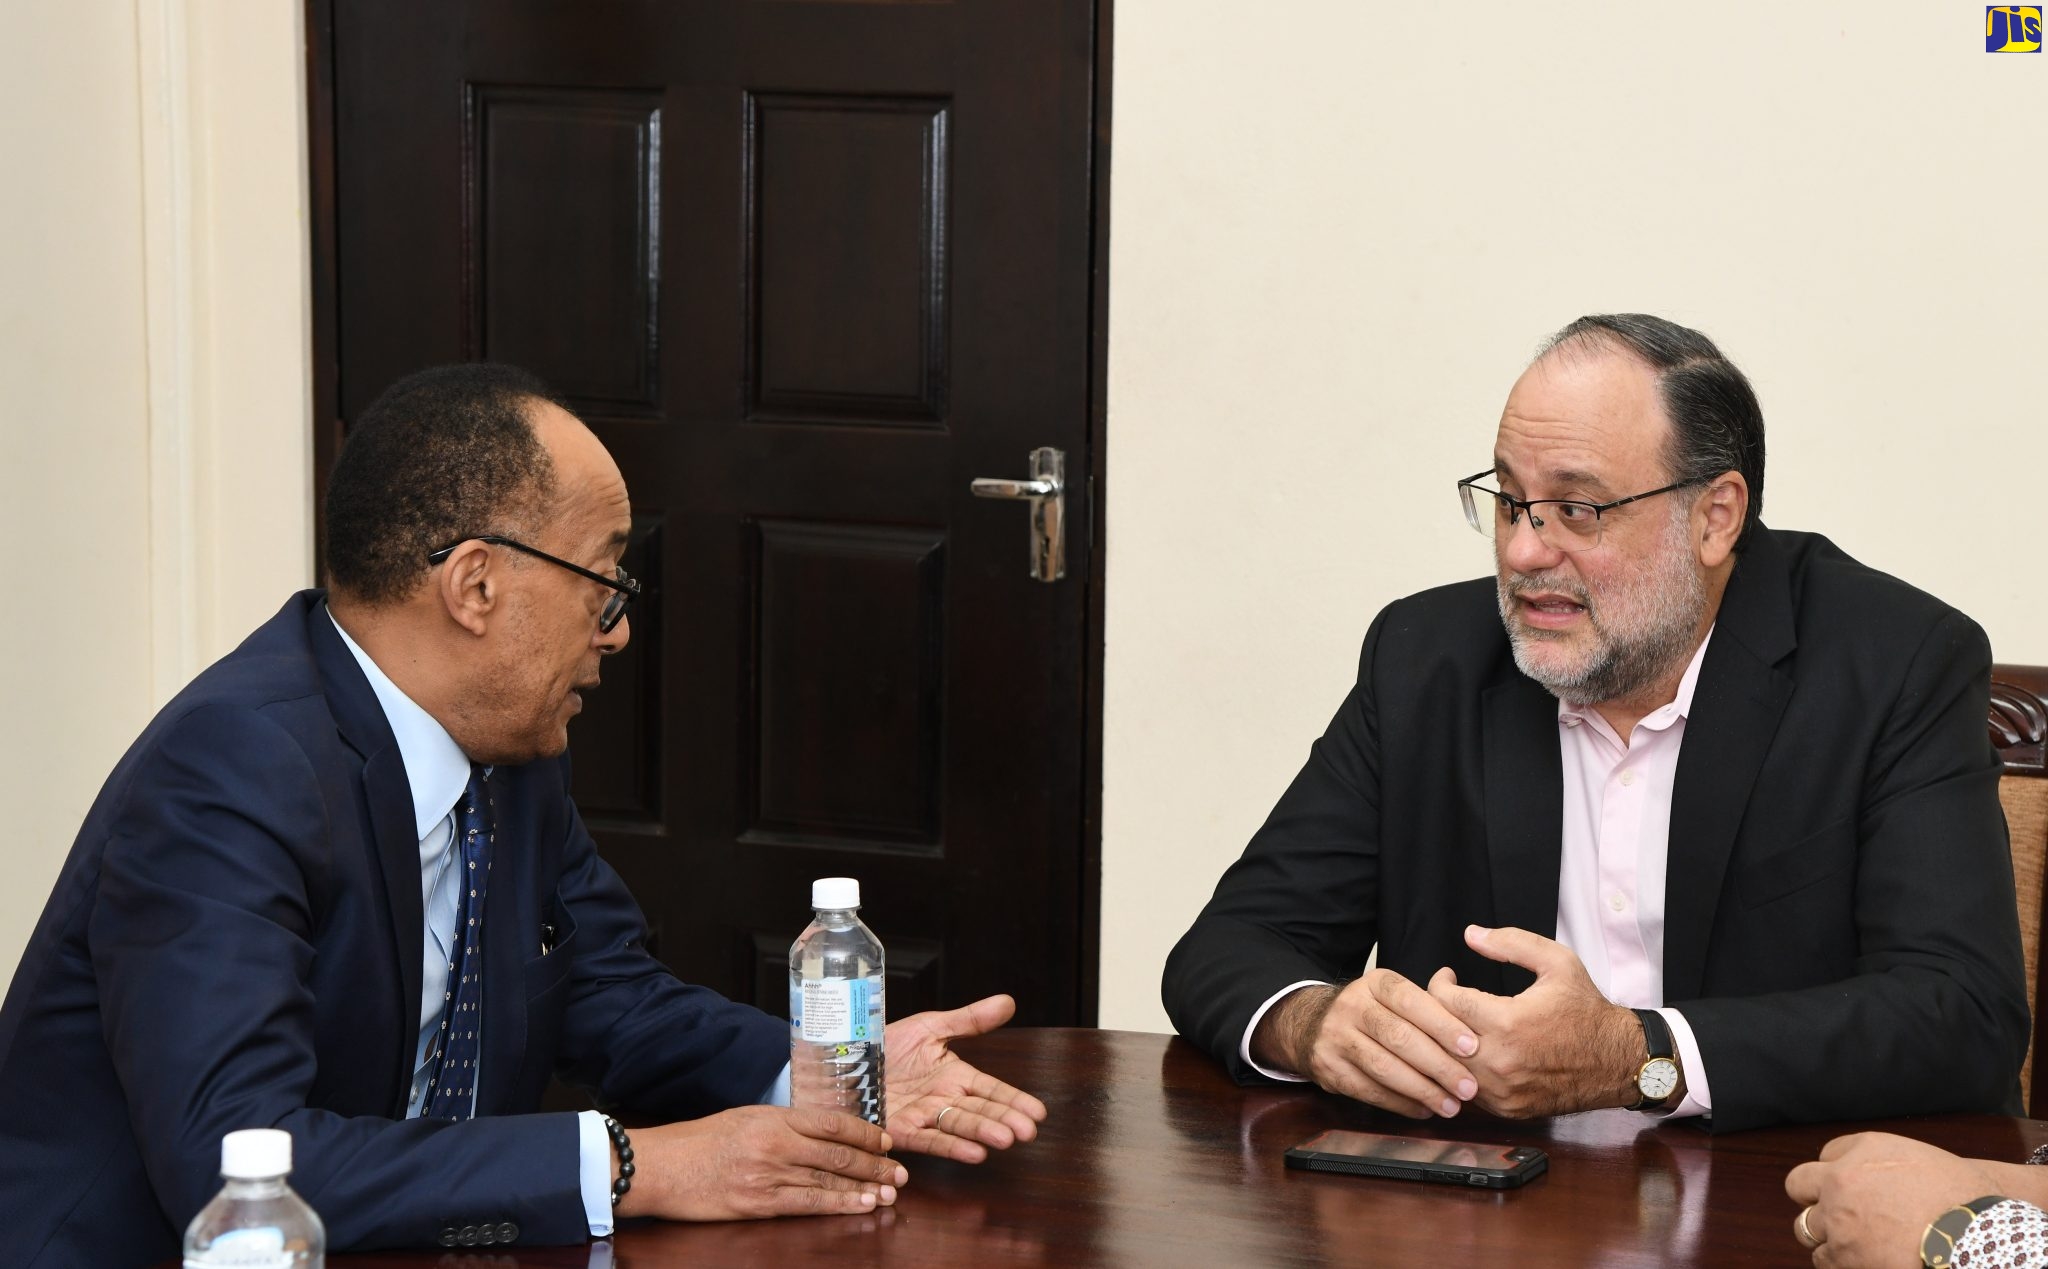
(971, 446, 1065, 582)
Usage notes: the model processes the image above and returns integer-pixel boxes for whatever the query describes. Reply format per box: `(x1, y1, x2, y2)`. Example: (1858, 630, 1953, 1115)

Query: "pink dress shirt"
(1243, 631, 1717, 1120)
(1553, 629, 1713, 1119)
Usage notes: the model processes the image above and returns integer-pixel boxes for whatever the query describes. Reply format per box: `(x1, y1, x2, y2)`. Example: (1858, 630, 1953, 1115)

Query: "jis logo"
(1987, 6, 2043, 52)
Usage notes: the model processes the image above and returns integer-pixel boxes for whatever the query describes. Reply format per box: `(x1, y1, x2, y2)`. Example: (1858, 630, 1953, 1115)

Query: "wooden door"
(309, 1, 1106, 1026)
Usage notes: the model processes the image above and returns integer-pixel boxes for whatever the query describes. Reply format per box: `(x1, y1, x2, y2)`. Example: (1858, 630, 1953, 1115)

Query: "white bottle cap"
(811, 877, 860, 910)
(220, 1128, 292, 1179)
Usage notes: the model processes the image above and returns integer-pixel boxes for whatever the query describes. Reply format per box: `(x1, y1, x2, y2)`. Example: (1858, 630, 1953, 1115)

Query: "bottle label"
(184, 1227, 296, 1267)
(798, 974, 883, 1044)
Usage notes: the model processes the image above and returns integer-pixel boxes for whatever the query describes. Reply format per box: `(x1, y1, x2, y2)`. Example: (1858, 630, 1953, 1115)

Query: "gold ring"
(1795, 1205, 1822, 1249)
(935, 1105, 958, 1133)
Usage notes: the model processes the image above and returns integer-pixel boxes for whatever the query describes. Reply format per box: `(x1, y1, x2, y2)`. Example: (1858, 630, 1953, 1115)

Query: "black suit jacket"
(0, 593, 787, 1265)
(1163, 527, 2029, 1132)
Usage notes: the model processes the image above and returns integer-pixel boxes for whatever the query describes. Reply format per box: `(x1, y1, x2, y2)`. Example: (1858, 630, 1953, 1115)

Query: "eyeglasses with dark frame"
(1455, 468, 1706, 553)
(426, 535, 641, 633)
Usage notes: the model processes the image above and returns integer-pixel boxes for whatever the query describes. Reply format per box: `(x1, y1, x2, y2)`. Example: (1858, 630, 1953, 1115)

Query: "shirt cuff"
(1239, 980, 1329, 1082)
(577, 1110, 615, 1237)
(580, 1065, 788, 1236)
(1658, 1007, 1712, 1120)
(1954, 1198, 2048, 1260)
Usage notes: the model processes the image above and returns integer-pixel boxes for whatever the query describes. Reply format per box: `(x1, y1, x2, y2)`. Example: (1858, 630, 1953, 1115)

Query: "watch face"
(1639, 1058, 1680, 1101)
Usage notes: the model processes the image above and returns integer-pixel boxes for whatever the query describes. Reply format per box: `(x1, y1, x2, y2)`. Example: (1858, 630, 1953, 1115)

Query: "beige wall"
(0, 0, 311, 978)
(1100, 2, 2048, 1031)
(0, 3, 155, 978)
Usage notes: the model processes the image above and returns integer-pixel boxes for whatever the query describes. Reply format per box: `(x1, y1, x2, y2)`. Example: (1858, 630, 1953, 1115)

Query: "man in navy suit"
(0, 364, 1045, 1264)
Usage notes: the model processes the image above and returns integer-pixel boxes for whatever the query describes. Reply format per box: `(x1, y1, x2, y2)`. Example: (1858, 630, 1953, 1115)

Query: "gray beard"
(1498, 527, 1708, 709)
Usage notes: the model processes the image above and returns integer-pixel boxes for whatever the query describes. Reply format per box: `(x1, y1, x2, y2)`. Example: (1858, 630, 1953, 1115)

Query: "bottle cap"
(220, 1128, 292, 1179)
(811, 877, 860, 910)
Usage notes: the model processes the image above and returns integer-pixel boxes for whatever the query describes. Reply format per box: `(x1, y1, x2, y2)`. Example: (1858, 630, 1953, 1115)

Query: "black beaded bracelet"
(602, 1115, 634, 1208)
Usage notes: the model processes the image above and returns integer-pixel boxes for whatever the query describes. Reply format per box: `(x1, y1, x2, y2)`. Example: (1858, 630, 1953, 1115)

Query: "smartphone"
(1284, 1129, 1548, 1190)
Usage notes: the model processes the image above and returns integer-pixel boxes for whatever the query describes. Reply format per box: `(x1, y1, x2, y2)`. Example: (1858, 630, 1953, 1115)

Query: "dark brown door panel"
(310, 0, 1106, 1035)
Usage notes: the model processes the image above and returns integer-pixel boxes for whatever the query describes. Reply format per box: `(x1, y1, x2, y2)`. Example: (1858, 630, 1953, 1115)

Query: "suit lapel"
(1662, 529, 1797, 1003)
(1483, 673, 1565, 994)
(308, 603, 427, 1101)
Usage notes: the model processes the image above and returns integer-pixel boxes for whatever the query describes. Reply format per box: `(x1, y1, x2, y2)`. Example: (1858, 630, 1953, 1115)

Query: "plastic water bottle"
(182, 1128, 325, 1267)
(789, 876, 887, 1126)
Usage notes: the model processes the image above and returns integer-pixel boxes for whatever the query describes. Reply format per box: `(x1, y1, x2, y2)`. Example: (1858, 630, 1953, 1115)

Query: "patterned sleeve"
(1954, 1200, 2048, 1266)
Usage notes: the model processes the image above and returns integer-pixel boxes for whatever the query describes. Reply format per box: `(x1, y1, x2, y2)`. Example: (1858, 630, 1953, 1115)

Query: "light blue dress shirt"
(328, 613, 792, 1235)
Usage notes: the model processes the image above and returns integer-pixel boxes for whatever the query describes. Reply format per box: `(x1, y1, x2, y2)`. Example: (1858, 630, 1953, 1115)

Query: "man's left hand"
(884, 994, 1048, 1163)
(1785, 1133, 2005, 1268)
(1425, 924, 1642, 1118)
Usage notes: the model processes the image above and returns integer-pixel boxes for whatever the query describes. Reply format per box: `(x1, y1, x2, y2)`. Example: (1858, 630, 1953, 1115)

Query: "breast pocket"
(504, 894, 580, 1111)
(1736, 817, 1856, 910)
(522, 893, 579, 1002)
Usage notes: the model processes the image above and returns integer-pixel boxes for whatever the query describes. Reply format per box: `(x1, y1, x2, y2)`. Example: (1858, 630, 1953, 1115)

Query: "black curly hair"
(324, 363, 564, 604)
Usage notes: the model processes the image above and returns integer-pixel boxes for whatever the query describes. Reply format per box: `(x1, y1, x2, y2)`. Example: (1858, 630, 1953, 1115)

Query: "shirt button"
(1608, 892, 1628, 913)
(1619, 770, 1637, 787)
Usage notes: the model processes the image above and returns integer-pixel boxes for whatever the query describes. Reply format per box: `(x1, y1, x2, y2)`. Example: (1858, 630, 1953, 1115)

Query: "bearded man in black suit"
(1164, 314, 2027, 1133)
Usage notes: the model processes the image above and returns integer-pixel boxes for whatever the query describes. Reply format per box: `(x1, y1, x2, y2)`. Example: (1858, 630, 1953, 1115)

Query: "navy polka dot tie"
(424, 764, 493, 1120)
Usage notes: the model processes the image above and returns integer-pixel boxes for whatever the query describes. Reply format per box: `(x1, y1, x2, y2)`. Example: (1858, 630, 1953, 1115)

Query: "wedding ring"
(935, 1104, 958, 1133)
(1795, 1205, 1823, 1249)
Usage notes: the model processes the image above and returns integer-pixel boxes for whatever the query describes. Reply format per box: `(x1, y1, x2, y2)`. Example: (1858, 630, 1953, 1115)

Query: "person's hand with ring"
(1785, 1132, 2004, 1266)
(884, 995, 1048, 1162)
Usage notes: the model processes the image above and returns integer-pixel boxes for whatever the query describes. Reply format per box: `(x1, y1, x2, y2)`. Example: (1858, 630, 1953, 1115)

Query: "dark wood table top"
(324, 1028, 2048, 1267)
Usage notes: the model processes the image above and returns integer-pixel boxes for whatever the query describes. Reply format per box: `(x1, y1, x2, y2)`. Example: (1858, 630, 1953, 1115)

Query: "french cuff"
(761, 1061, 792, 1107)
(1953, 1199, 2048, 1260)
(1240, 980, 1329, 1082)
(577, 1109, 615, 1237)
(1657, 1007, 1712, 1120)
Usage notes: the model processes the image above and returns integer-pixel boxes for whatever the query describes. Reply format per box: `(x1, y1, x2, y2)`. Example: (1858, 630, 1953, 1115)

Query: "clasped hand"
(1270, 925, 1642, 1120)
(620, 993, 1047, 1222)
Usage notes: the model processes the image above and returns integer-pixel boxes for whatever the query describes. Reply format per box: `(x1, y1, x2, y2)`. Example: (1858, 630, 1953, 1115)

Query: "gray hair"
(1540, 314, 1765, 551)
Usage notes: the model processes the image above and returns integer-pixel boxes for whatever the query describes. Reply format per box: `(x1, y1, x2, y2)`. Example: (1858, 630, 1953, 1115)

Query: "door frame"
(301, 0, 1113, 1023)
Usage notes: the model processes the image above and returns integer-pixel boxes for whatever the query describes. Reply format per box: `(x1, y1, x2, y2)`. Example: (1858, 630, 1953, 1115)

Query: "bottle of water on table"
(790, 876, 887, 1126)
(183, 1127, 325, 1267)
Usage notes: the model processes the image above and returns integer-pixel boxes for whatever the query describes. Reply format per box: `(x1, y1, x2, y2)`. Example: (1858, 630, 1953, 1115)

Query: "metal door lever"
(971, 446, 1065, 582)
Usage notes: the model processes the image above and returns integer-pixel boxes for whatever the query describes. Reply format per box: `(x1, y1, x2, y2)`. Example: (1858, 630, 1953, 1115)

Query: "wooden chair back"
(1992, 665, 2048, 1112)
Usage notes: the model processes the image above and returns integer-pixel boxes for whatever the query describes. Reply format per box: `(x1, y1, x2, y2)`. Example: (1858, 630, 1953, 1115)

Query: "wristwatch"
(1922, 1195, 2008, 1267)
(1627, 1008, 1680, 1112)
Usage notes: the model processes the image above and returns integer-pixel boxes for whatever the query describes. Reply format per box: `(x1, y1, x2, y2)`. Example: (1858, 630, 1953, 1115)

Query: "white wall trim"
(135, 0, 202, 705)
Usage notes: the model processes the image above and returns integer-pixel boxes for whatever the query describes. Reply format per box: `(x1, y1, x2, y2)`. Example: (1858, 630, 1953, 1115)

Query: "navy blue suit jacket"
(0, 593, 787, 1265)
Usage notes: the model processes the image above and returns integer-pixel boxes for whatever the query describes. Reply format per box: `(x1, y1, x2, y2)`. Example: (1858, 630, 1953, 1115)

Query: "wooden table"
(326, 1028, 2048, 1267)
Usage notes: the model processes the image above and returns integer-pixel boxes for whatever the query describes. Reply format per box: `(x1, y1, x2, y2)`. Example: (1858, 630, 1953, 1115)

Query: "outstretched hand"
(884, 994, 1048, 1162)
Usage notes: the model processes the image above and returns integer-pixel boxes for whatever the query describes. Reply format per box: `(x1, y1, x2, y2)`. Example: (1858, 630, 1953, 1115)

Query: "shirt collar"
(327, 609, 472, 841)
(1558, 624, 1716, 737)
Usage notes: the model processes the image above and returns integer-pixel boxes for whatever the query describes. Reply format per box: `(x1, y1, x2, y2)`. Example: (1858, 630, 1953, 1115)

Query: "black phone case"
(1283, 1144, 1549, 1190)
